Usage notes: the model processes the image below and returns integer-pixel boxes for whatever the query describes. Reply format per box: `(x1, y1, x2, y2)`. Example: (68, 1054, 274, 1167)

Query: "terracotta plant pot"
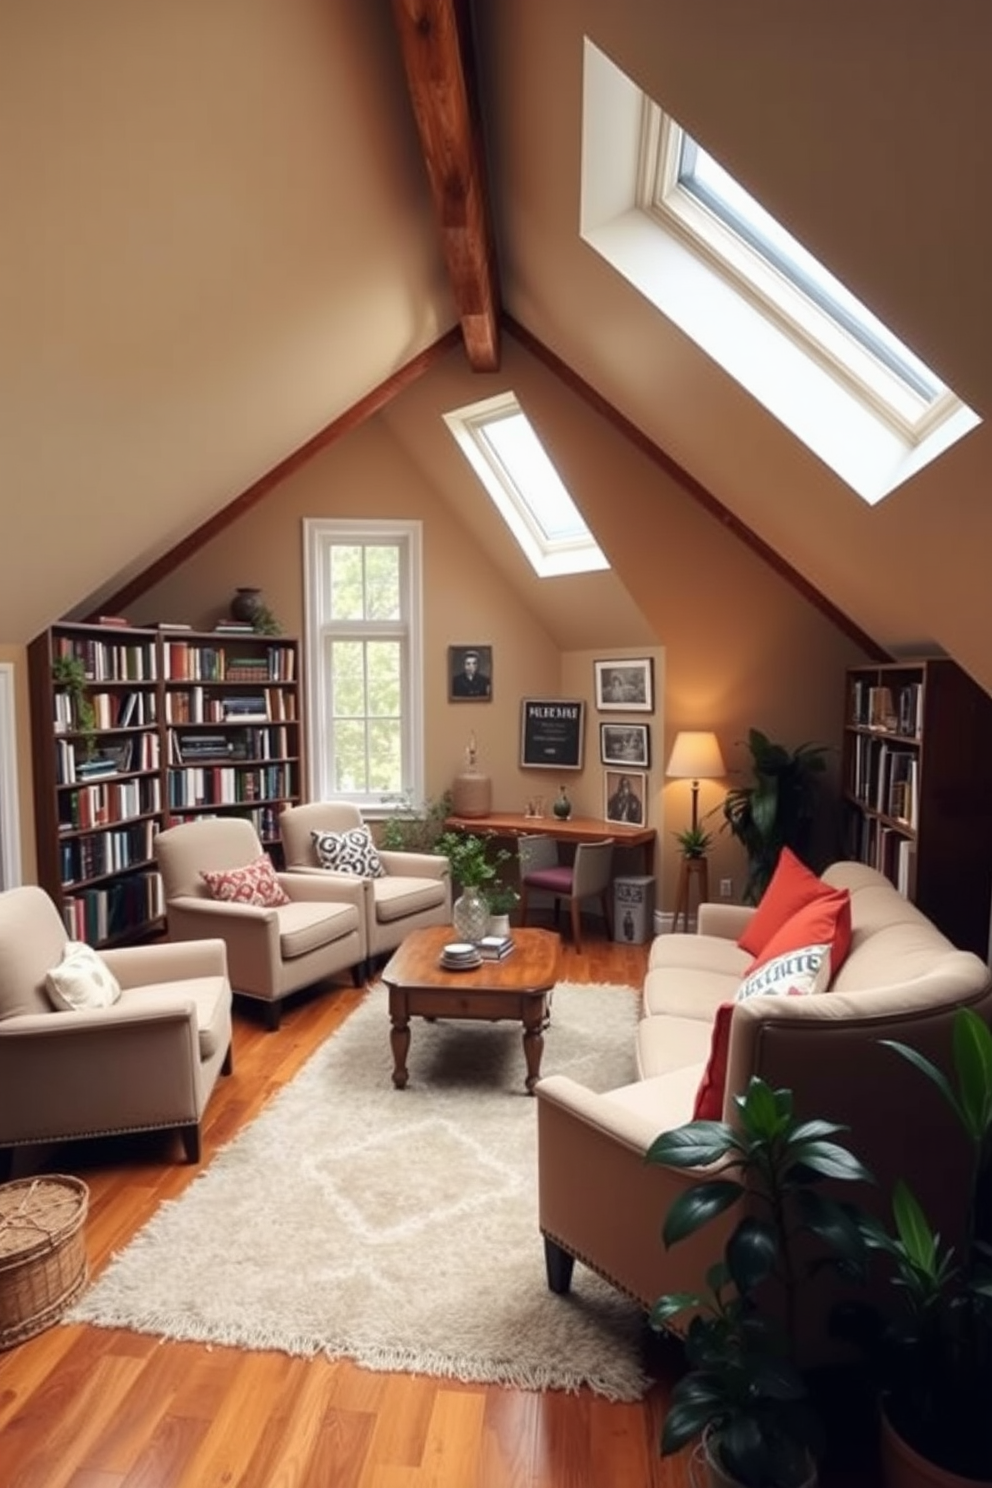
(880, 1404, 992, 1488)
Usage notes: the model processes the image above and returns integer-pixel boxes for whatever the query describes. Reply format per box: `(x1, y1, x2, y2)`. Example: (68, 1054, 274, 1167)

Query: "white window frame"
(303, 519, 423, 816)
(0, 664, 22, 890)
(443, 391, 608, 577)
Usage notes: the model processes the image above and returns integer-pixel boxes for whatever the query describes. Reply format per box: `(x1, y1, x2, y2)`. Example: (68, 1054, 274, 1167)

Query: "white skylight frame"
(443, 391, 609, 577)
(579, 38, 980, 505)
(641, 110, 956, 446)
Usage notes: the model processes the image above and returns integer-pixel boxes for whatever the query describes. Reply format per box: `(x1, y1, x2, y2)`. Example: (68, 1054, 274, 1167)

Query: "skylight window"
(443, 392, 608, 577)
(579, 38, 980, 504)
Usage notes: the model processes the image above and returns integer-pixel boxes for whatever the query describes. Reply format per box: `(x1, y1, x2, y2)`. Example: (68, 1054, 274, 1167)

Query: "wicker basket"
(0, 1175, 89, 1348)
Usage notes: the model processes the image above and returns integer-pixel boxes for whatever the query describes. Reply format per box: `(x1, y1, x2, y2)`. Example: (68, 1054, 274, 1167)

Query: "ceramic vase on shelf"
(452, 886, 489, 943)
(230, 587, 264, 624)
(552, 786, 572, 820)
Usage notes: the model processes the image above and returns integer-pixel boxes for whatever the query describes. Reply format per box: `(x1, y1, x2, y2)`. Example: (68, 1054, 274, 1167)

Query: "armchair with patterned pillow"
(154, 817, 366, 1030)
(279, 802, 451, 969)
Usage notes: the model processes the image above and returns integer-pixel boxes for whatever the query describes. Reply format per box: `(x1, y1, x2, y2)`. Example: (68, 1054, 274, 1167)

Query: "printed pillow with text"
(201, 854, 291, 907)
(311, 827, 385, 878)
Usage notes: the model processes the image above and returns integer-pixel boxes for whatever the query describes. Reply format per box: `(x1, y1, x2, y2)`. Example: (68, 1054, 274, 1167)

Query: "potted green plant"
(377, 790, 452, 854)
(832, 1007, 992, 1485)
(675, 824, 714, 859)
(648, 1076, 872, 1487)
(717, 730, 829, 904)
(52, 654, 97, 760)
(434, 830, 511, 942)
(484, 878, 520, 937)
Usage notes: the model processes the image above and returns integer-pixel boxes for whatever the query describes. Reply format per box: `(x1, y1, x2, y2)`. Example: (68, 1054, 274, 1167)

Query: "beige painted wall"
(11, 343, 872, 911)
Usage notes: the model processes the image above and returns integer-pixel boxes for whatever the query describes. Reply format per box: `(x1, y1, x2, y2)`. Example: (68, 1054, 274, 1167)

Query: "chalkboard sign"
(520, 698, 585, 770)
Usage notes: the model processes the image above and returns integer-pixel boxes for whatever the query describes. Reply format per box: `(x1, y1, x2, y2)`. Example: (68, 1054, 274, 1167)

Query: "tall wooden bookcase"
(28, 622, 303, 947)
(842, 657, 992, 957)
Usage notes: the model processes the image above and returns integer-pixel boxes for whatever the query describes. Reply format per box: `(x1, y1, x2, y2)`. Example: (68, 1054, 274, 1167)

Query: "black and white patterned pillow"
(311, 826, 385, 878)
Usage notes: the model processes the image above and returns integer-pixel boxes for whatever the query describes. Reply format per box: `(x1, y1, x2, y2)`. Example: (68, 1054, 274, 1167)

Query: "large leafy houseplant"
(719, 730, 829, 904)
(648, 1077, 871, 1488)
(832, 1007, 992, 1482)
(433, 830, 510, 890)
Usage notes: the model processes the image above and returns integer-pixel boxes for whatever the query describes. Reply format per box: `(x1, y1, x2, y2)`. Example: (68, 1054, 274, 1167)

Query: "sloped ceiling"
(2, 0, 991, 688)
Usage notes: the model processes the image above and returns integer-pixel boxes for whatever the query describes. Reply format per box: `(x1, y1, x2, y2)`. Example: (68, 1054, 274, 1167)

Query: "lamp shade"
(666, 731, 726, 781)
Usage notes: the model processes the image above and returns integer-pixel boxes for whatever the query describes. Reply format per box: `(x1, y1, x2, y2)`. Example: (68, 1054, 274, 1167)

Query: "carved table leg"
(390, 1010, 411, 1089)
(522, 996, 547, 1094)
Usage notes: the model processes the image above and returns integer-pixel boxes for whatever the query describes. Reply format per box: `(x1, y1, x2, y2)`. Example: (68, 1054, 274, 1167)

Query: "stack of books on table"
(477, 934, 514, 960)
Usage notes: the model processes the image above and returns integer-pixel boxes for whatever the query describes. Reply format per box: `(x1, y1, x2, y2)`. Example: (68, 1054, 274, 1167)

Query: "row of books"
(55, 733, 160, 786)
(166, 764, 293, 809)
(61, 871, 164, 945)
(848, 735, 919, 827)
(58, 777, 162, 834)
(53, 688, 157, 733)
(59, 820, 159, 886)
(848, 815, 917, 899)
(164, 686, 298, 724)
(163, 642, 295, 683)
(171, 725, 292, 766)
(167, 805, 281, 841)
(55, 635, 157, 683)
(849, 680, 923, 738)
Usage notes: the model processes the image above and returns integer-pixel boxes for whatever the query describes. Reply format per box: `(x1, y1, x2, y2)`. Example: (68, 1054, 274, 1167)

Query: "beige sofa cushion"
(636, 1012, 715, 1080)
(278, 900, 360, 959)
(374, 876, 449, 924)
(643, 964, 742, 1022)
(123, 974, 230, 1059)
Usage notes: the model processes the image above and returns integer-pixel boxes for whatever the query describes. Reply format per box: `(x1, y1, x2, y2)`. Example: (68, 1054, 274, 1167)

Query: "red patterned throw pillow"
(201, 854, 291, 908)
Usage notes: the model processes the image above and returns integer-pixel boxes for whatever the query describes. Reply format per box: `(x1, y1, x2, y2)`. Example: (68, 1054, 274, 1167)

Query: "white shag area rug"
(68, 980, 651, 1400)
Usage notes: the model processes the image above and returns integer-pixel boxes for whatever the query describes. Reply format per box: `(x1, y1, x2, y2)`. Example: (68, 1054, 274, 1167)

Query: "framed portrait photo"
(520, 698, 585, 770)
(594, 657, 654, 713)
(604, 768, 647, 826)
(448, 644, 492, 702)
(600, 721, 651, 769)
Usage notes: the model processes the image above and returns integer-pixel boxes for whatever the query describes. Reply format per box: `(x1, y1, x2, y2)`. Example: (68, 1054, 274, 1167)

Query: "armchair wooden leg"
(599, 890, 613, 939)
(180, 1124, 202, 1164)
(264, 1000, 283, 1032)
(570, 898, 582, 953)
(221, 1043, 234, 1076)
(519, 888, 530, 927)
(544, 1236, 576, 1294)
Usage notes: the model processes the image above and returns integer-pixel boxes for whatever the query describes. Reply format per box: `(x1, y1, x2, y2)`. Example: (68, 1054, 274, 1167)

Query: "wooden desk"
(444, 811, 656, 876)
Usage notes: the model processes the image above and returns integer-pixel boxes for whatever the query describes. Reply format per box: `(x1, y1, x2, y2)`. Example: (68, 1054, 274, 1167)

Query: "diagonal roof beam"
(391, 0, 501, 371)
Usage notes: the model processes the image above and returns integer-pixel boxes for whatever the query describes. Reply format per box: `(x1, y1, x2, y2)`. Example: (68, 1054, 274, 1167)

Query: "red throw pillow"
(201, 854, 291, 908)
(693, 1003, 734, 1121)
(744, 889, 852, 979)
(738, 847, 833, 958)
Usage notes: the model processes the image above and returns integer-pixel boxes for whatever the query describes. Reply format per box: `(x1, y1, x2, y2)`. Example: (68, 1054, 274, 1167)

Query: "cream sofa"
(536, 861, 992, 1357)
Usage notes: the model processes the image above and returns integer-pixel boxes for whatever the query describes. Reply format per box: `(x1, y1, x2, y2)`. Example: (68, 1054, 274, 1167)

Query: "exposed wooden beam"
(96, 328, 461, 618)
(504, 316, 890, 662)
(391, 0, 501, 371)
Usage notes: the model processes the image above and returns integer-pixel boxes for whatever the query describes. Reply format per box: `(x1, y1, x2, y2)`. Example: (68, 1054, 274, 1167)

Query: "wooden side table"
(673, 857, 709, 933)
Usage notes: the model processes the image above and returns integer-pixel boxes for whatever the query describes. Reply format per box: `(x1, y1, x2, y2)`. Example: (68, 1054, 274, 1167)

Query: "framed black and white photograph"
(604, 769, 647, 825)
(600, 721, 651, 769)
(448, 644, 492, 701)
(594, 657, 654, 712)
(520, 698, 585, 770)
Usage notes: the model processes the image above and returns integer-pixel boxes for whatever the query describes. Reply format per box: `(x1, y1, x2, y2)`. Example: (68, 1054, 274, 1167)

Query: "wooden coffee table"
(380, 926, 561, 1094)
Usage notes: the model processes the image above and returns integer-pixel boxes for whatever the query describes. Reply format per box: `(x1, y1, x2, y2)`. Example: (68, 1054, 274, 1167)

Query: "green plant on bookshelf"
(52, 654, 97, 759)
(251, 601, 282, 636)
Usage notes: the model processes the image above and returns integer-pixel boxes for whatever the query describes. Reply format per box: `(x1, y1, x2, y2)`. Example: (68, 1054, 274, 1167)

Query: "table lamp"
(665, 731, 726, 832)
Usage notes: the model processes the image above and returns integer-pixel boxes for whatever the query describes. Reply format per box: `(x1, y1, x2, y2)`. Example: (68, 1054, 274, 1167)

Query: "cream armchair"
(154, 817, 366, 1030)
(279, 802, 452, 969)
(0, 885, 233, 1174)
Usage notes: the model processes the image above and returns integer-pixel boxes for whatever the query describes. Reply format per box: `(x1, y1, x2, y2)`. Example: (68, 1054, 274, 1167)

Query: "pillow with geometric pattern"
(201, 853, 291, 907)
(311, 827, 385, 878)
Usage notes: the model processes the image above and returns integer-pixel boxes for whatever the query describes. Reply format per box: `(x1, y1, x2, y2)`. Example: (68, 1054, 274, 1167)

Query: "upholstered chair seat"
(279, 801, 452, 968)
(519, 835, 615, 952)
(154, 817, 367, 1030)
(0, 884, 234, 1173)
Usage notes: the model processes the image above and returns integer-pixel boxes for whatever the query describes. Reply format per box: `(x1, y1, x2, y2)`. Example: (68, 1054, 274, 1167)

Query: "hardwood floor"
(0, 931, 875, 1487)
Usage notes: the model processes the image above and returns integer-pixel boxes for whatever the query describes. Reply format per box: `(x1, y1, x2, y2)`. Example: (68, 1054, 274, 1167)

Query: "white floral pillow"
(735, 943, 832, 1002)
(311, 827, 385, 878)
(46, 941, 122, 1011)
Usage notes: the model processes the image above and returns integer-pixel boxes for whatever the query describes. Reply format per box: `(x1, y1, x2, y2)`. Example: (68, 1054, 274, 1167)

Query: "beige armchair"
(279, 802, 452, 969)
(154, 817, 366, 1030)
(0, 885, 233, 1174)
(519, 835, 614, 952)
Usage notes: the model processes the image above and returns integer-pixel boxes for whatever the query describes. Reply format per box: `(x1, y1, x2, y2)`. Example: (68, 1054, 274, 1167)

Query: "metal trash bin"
(613, 875, 655, 944)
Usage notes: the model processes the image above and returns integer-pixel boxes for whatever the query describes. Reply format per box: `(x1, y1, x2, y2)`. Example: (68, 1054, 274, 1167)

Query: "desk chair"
(518, 836, 615, 952)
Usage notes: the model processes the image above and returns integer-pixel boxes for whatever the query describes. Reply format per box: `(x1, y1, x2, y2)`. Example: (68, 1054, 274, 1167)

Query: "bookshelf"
(162, 629, 301, 849)
(842, 657, 992, 957)
(28, 622, 165, 946)
(29, 623, 304, 946)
